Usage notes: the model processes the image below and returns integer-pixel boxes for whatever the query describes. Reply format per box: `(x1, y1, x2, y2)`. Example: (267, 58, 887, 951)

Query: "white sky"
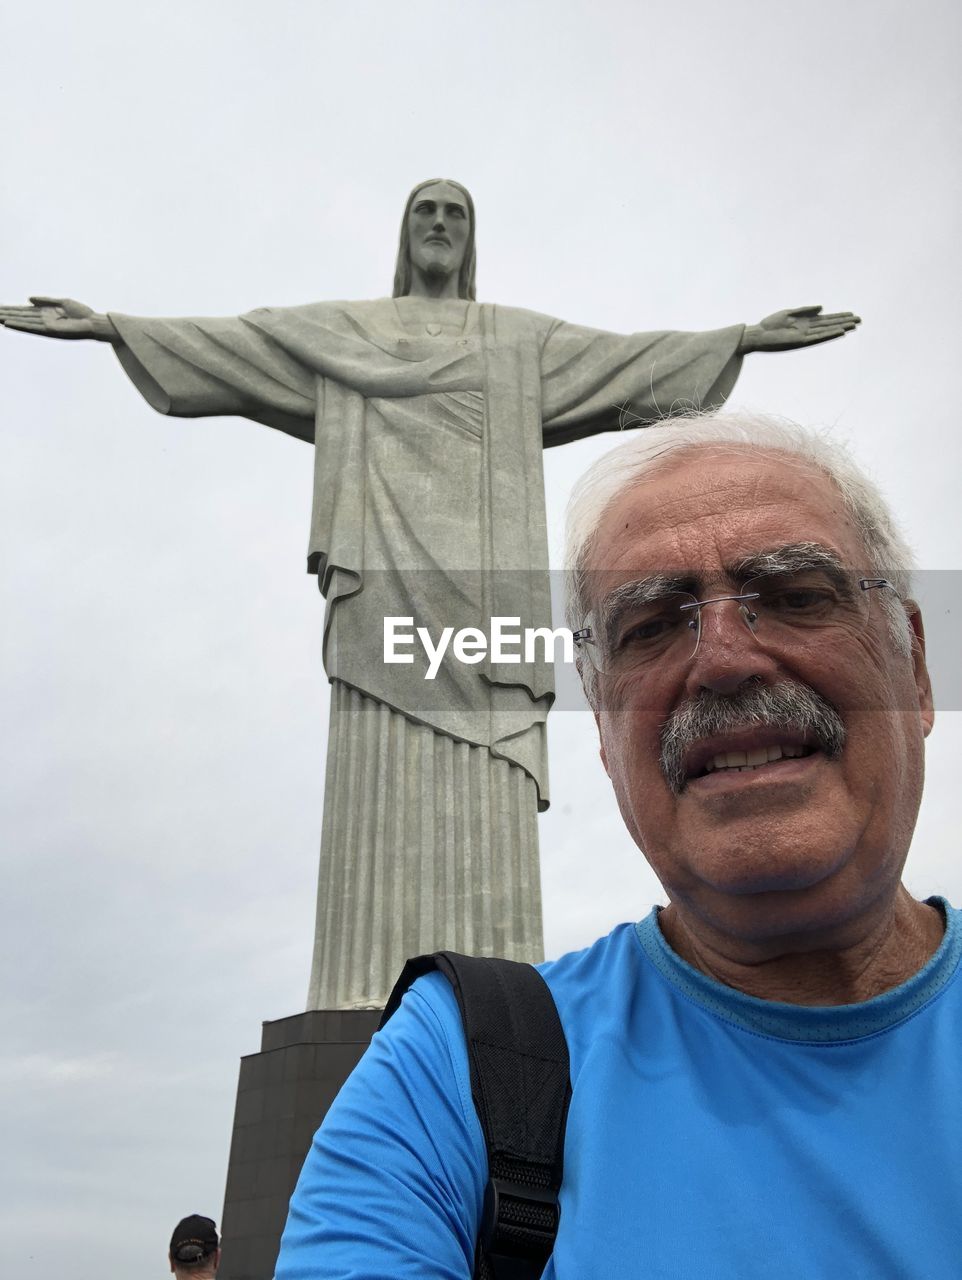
(1, 2, 959, 1276)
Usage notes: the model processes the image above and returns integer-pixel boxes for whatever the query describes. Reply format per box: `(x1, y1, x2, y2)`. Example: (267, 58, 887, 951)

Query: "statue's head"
(393, 178, 477, 300)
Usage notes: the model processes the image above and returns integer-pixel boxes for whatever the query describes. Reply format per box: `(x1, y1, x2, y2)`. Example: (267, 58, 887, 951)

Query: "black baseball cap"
(170, 1215, 219, 1264)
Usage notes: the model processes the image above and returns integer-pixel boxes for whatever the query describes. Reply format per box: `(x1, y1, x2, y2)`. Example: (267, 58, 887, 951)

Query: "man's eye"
(763, 588, 836, 615)
(449, 206, 466, 218)
(784, 590, 829, 608)
(619, 615, 681, 648)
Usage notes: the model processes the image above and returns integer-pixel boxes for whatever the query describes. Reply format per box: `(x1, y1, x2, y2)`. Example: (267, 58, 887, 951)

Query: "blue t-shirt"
(277, 901, 962, 1279)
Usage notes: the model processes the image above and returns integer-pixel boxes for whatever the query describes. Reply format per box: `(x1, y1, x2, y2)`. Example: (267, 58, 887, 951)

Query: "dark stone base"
(219, 1009, 380, 1280)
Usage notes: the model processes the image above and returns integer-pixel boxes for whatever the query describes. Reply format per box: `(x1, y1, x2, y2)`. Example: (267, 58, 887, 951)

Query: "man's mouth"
(424, 235, 451, 247)
(685, 732, 818, 778)
(687, 737, 819, 782)
(659, 680, 845, 795)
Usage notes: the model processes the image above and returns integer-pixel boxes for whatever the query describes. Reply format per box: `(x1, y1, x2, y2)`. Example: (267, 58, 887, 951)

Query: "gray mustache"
(660, 680, 846, 794)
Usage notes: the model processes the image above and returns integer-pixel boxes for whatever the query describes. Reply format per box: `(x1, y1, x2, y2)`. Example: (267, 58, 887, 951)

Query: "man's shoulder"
(402, 919, 647, 1038)
(538, 919, 644, 982)
(536, 919, 648, 1023)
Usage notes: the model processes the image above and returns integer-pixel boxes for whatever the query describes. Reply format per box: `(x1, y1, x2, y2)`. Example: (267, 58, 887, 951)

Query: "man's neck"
(658, 888, 945, 1005)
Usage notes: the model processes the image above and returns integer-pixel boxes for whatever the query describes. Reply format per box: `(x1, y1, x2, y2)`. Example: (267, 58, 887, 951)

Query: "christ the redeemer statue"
(1, 179, 859, 1008)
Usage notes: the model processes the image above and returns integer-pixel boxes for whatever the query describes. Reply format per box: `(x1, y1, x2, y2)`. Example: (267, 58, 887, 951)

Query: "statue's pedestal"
(219, 1009, 380, 1280)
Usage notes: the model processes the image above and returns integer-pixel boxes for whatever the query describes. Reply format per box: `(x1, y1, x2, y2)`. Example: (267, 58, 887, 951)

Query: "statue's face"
(407, 182, 470, 283)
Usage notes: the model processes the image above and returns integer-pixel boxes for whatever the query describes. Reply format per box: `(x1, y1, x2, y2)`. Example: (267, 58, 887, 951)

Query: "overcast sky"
(1, 2, 960, 1276)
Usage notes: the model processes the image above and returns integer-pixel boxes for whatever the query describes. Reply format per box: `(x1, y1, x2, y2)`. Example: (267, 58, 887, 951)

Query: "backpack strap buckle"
(481, 1176, 560, 1271)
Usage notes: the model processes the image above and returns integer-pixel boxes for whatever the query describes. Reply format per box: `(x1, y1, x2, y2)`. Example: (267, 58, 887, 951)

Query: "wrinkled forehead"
(585, 446, 861, 580)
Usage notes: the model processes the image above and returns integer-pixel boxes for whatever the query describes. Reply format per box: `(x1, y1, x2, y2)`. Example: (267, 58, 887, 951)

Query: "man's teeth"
(703, 744, 808, 773)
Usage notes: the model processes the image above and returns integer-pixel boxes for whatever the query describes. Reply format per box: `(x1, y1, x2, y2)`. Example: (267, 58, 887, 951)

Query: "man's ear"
(907, 604, 935, 737)
(594, 709, 611, 776)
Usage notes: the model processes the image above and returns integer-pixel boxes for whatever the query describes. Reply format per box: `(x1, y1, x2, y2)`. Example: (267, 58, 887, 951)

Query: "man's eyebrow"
(598, 574, 691, 647)
(730, 542, 852, 589)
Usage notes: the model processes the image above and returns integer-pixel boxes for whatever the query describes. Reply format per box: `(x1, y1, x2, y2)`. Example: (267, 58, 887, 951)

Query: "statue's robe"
(109, 298, 743, 1005)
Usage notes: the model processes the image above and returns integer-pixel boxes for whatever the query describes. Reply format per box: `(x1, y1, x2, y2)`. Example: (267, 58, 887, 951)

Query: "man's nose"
(432, 213, 446, 230)
(685, 598, 775, 695)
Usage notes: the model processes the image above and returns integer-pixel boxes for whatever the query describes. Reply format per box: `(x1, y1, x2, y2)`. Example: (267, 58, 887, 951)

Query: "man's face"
(587, 447, 934, 946)
(407, 182, 470, 283)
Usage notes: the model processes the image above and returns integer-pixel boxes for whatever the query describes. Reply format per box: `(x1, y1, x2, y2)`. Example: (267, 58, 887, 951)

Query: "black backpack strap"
(380, 951, 572, 1280)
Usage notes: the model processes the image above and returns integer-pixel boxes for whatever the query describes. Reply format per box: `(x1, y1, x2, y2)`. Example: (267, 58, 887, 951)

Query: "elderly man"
(276, 410, 958, 1278)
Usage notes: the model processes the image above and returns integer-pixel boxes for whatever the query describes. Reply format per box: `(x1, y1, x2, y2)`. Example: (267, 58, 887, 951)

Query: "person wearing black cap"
(168, 1215, 220, 1279)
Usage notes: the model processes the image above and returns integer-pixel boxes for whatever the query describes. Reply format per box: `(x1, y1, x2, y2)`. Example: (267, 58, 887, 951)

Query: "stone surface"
(100, 288, 745, 1009)
(220, 1009, 380, 1280)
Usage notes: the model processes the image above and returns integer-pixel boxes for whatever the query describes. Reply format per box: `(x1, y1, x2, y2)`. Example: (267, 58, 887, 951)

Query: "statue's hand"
(740, 305, 861, 354)
(0, 296, 115, 341)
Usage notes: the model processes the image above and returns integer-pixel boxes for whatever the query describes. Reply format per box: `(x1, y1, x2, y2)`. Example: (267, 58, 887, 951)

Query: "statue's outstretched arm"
(739, 305, 860, 354)
(0, 297, 118, 342)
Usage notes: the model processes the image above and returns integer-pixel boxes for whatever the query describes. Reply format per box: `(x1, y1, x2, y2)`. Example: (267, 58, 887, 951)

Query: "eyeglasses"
(573, 570, 895, 676)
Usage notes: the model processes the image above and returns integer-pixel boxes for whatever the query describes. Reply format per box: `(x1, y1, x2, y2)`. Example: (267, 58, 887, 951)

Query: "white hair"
(564, 410, 917, 705)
